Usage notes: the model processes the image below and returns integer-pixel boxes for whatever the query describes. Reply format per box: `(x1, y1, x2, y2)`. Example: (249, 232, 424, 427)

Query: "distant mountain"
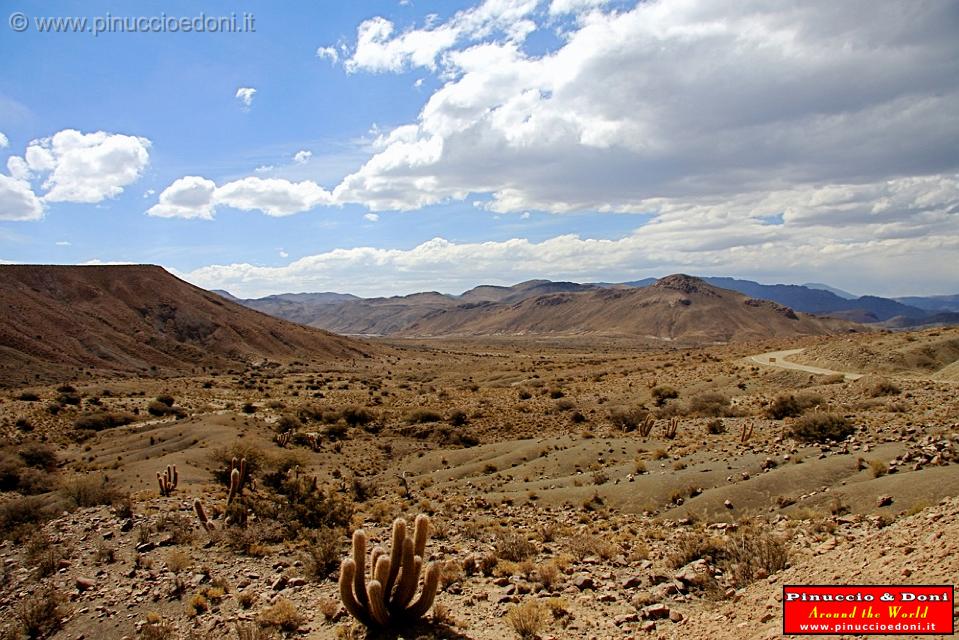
(392, 274, 854, 341)
(697, 277, 928, 322)
(228, 291, 362, 327)
(0, 265, 372, 387)
(230, 274, 854, 342)
(224, 275, 957, 335)
(894, 294, 959, 313)
(803, 282, 857, 300)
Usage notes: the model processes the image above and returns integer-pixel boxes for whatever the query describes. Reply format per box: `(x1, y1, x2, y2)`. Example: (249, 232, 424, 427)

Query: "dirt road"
(747, 348, 863, 380)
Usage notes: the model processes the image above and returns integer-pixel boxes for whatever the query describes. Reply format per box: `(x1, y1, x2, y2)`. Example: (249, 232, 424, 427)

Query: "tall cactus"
(339, 515, 440, 628)
(157, 464, 178, 496)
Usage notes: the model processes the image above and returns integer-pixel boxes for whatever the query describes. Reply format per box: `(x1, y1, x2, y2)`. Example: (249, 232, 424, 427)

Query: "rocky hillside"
(0, 265, 373, 387)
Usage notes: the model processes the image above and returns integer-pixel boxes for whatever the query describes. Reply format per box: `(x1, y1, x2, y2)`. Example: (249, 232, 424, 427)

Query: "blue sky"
(1, 1, 958, 297)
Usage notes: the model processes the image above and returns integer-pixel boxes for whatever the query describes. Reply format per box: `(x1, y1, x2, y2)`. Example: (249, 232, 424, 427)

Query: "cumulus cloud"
(334, 1, 959, 215)
(235, 87, 257, 108)
(178, 173, 959, 297)
(0, 175, 44, 221)
(147, 176, 333, 219)
(0, 132, 8, 148)
(293, 150, 313, 164)
(146, 176, 218, 219)
(344, 0, 538, 73)
(20, 130, 150, 203)
(364, 213, 380, 222)
(0, 129, 150, 218)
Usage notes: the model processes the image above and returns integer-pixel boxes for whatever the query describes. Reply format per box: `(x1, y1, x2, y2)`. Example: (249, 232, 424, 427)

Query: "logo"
(783, 585, 954, 635)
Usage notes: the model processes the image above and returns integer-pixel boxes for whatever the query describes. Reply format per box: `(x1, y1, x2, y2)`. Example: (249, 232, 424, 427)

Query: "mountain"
(227, 291, 361, 327)
(389, 274, 854, 341)
(803, 282, 857, 299)
(459, 279, 597, 304)
(894, 294, 959, 313)
(698, 277, 928, 322)
(0, 265, 372, 387)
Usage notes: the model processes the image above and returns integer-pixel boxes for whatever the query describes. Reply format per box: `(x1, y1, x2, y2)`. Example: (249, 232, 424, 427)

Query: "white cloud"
(345, 0, 538, 73)
(215, 177, 332, 216)
(55, 240, 71, 246)
(147, 176, 333, 219)
(293, 150, 313, 164)
(0, 132, 8, 148)
(334, 1, 959, 216)
(19, 130, 151, 204)
(235, 87, 257, 108)
(143, 189, 155, 198)
(0, 175, 44, 221)
(316, 46, 339, 64)
(364, 213, 380, 222)
(6, 156, 29, 180)
(254, 165, 274, 173)
(180, 173, 959, 297)
(146, 176, 218, 219)
(548, 0, 608, 15)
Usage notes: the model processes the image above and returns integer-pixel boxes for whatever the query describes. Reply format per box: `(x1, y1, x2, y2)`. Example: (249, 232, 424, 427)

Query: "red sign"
(783, 585, 954, 635)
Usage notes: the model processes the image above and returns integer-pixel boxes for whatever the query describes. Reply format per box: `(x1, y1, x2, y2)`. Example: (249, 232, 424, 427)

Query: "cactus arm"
(405, 562, 440, 619)
(352, 530, 370, 611)
(366, 580, 391, 627)
(339, 559, 372, 626)
(384, 518, 406, 596)
(413, 514, 429, 558)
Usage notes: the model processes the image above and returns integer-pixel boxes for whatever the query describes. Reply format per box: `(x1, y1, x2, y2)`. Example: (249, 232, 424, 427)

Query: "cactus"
(194, 499, 215, 531)
(157, 464, 178, 496)
(274, 431, 292, 448)
(740, 422, 754, 443)
(339, 515, 440, 628)
(226, 456, 254, 504)
(663, 417, 679, 440)
(638, 414, 655, 437)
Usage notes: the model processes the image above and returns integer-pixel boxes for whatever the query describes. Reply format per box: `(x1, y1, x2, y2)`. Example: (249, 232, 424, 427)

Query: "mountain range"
(223, 275, 959, 335)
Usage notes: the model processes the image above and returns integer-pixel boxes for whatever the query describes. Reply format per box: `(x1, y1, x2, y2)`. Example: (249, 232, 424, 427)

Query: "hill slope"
(0, 265, 372, 387)
(394, 274, 855, 342)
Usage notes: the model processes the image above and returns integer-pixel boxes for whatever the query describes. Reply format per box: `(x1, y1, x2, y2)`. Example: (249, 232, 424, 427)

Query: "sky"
(1, 0, 958, 298)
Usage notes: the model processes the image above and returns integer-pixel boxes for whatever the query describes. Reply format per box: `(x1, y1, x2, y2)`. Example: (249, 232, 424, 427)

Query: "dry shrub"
(668, 524, 788, 588)
(567, 534, 618, 561)
(766, 393, 823, 419)
(301, 527, 344, 580)
(73, 411, 135, 431)
(788, 412, 854, 442)
(868, 379, 901, 397)
(495, 531, 537, 562)
(507, 600, 548, 639)
(16, 586, 67, 639)
(609, 406, 649, 432)
(58, 474, 123, 508)
(257, 598, 304, 632)
(687, 392, 736, 417)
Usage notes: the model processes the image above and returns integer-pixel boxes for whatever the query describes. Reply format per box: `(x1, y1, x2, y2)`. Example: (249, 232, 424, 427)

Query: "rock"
(76, 577, 97, 591)
(572, 574, 595, 591)
(622, 575, 645, 589)
(877, 495, 894, 507)
(669, 609, 685, 623)
(614, 613, 639, 626)
(642, 603, 670, 620)
(270, 576, 288, 591)
(724, 499, 734, 509)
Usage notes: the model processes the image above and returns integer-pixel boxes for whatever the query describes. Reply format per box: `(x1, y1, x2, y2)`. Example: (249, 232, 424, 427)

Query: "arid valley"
(0, 266, 956, 639)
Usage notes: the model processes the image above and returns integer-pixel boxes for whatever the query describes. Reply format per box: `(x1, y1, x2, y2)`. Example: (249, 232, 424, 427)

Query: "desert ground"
(1, 327, 957, 639)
